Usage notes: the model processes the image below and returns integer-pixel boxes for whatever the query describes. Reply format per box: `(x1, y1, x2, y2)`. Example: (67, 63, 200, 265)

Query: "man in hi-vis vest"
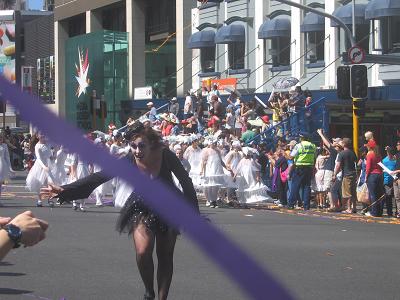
(288, 132, 316, 210)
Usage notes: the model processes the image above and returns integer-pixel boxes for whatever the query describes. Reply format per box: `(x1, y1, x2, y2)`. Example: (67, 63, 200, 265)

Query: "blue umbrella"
(273, 77, 299, 90)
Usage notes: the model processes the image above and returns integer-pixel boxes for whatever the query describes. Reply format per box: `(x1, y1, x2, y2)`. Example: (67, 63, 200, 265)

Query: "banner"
(202, 78, 237, 94)
(0, 22, 15, 83)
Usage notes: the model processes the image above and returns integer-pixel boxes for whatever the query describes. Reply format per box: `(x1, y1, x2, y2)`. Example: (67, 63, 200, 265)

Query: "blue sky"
(27, 0, 43, 10)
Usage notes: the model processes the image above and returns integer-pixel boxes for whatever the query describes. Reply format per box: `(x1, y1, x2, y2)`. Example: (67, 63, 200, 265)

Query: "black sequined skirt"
(116, 192, 179, 235)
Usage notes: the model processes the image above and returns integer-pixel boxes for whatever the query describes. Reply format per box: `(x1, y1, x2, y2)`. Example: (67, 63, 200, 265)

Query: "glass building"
(65, 31, 128, 130)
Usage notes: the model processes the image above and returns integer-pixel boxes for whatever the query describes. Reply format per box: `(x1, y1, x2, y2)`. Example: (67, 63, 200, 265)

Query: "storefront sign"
(134, 86, 153, 100)
(75, 47, 90, 98)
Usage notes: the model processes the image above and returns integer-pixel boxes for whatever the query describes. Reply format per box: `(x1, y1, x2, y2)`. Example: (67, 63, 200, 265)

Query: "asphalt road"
(0, 173, 399, 300)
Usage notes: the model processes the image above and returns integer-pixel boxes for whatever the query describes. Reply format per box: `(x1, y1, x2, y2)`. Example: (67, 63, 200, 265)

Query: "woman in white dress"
(234, 147, 270, 204)
(26, 134, 55, 207)
(224, 141, 243, 205)
(183, 137, 202, 189)
(0, 134, 14, 204)
(200, 137, 232, 208)
(92, 138, 114, 207)
(314, 147, 329, 209)
(52, 145, 68, 186)
(69, 153, 91, 211)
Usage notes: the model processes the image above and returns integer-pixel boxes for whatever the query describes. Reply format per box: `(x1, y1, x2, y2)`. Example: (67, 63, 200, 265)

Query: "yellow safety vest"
(295, 141, 316, 166)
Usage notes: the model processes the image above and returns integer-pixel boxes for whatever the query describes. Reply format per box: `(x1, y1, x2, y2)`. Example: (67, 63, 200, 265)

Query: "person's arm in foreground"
(0, 211, 48, 261)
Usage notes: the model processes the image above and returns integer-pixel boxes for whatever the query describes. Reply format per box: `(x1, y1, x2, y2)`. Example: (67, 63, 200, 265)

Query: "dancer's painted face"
(131, 137, 150, 161)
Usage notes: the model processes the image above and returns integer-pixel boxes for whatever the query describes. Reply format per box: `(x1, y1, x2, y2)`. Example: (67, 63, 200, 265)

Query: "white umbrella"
(273, 77, 299, 90)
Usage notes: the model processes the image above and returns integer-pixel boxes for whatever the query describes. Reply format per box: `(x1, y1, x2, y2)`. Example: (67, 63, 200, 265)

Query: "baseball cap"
(146, 102, 154, 106)
(171, 97, 177, 102)
(261, 115, 270, 123)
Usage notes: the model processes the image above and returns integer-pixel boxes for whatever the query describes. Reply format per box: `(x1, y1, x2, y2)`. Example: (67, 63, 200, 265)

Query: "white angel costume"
(51, 147, 68, 185)
(183, 145, 202, 188)
(223, 149, 243, 189)
(201, 146, 227, 204)
(26, 143, 55, 193)
(69, 153, 91, 209)
(0, 143, 13, 181)
(235, 148, 270, 204)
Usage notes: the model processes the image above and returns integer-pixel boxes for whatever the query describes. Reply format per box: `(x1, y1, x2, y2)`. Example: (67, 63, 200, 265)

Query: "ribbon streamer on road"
(0, 76, 293, 300)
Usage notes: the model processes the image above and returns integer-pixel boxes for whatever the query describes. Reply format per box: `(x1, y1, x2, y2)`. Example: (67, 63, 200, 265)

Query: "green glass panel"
(65, 30, 128, 131)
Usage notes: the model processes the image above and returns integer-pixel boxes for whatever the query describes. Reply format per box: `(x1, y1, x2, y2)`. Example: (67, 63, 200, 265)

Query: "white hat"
(232, 140, 241, 148)
(147, 102, 154, 106)
(171, 97, 177, 101)
(242, 147, 251, 156)
(173, 144, 182, 152)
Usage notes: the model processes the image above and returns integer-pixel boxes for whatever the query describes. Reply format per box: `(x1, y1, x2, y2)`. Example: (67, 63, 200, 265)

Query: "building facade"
(187, 0, 400, 145)
(53, 0, 196, 130)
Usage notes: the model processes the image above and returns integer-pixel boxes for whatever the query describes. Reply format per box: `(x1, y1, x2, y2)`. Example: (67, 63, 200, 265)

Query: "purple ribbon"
(0, 76, 293, 300)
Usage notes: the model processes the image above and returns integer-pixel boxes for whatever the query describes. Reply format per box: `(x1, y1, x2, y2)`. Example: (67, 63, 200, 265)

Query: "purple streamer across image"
(0, 76, 294, 300)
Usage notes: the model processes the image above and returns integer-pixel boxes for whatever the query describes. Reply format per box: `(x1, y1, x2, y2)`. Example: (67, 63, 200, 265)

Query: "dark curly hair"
(126, 121, 162, 150)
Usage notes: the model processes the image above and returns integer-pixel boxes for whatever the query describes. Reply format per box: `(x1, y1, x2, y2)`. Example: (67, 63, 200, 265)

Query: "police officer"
(288, 132, 316, 210)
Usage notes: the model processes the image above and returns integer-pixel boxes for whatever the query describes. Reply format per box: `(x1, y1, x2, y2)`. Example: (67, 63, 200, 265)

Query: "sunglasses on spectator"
(130, 142, 147, 150)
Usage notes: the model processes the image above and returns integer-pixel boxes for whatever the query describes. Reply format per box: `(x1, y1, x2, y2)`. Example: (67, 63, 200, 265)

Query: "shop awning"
(215, 24, 245, 44)
(331, 3, 368, 27)
(365, 0, 400, 20)
(258, 17, 291, 39)
(301, 12, 325, 32)
(187, 30, 216, 49)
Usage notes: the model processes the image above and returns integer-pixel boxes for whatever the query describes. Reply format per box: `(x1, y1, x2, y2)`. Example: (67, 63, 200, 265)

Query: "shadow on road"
(0, 288, 32, 295)
(0, 272, 26, 277)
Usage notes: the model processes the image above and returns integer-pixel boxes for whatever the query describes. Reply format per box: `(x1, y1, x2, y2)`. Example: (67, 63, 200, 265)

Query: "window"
(200, 47, 215, 73)
(68, 14, 85, 37)
(338, 24, 370, 55)
(267, 37, 290, 67)
(380, 16, 400, 54)
(228, 42, 245, 70)
(102, 4, 126, 32)
(306, 31, 324, 63)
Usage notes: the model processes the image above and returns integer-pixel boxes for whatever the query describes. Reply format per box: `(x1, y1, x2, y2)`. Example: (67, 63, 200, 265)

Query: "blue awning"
(258, 17, 291, 39)
(365, 0, 400, 19)
(215, 24, 245, 44)
(331, 3, 368, 27)
(301, 12, 325, 32)
(187, 30, 216, 49)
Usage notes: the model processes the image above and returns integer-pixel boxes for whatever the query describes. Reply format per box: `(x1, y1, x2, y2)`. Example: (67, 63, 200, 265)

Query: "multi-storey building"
(53, 0, 195, 130)
(188, 0, 400, 145)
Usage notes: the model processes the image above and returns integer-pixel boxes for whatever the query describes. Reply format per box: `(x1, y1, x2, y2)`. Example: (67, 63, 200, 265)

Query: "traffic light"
(337, 66, 351, 99)
(353, 98, 366, 117)
(350, 65, 368, 99)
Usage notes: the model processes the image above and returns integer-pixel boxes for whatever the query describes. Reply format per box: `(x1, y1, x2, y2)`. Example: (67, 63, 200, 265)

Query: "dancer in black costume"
(41, 122, 199, 300)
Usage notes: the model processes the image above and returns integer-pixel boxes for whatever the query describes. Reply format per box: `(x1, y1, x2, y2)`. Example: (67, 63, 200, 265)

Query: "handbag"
(280, 166, 289, 183)
(356, 182, 370, 204)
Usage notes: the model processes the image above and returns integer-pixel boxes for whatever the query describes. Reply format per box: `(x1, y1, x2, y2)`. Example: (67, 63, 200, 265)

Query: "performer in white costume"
(224, 140, 243, 204)
(0, 134, 14, 205)
(234, 147, 270, 204)
(26, 134, 55, 207)
(200, 137, 232, 208)
(69, 153, 91, 211)
(183, 136, 202, 189)
(52, 145, 68, 186)
(92, 138, 114, 207)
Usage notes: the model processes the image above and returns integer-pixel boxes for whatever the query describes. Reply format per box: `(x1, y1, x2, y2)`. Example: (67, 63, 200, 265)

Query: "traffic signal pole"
(353, 99, 359, 155)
